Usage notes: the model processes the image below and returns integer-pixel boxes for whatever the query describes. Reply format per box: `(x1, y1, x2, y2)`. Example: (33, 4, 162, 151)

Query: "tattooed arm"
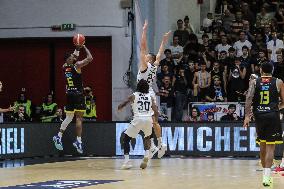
(243, 79, 256, 128)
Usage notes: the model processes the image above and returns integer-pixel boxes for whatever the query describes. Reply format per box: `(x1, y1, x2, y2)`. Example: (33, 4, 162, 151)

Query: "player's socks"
(58, 132, 63, 138)
(77, 136, 82, 143)
(149, 146, 159, 159)
(157, 137, 162, 148)
(262, 168, 272, 187)
(121, 155, 132, 169)
(140, 151, 149, 169)
(150, 138, 155, 148)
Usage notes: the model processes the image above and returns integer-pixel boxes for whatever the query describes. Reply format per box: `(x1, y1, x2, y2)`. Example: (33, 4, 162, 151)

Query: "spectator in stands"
(252, 49, 267, 76)
(192, 62, 211, 101)
(159, 49, 175, 74)
(184, 33, 200, 62)
(157, 64, 173, 87)
(215, 35, 231, 54)
(202, 13, 213, 33)
(40, 93, 57, 122)
(52, 108, 64, 122)
(201, 34, 211, 50)
(169, 35, 183, 65)
(267, 31, 284, 62)
(252, 32, 267, 53)
(263, 24, 272, 43)
(211, 61, 226, 89)
(220, 104, 241, 121)
(275, 4, 284, 32)
(256, 6, 271, 28)
(273, 54, 284, 81)
(13, 89, 32, 119)
(174, 19, 190, 46)
(243, 20, 255, 42)
(184, 107, 201, 122)
(157, 75, 174, 121)
(205, 76, 227, 102)
(210, 32, 220, 49)
(184, 16, 195, 34)
(33, 106, 42, 122)
(228, 57, 247, 102)
(11, 105, 30, 122)
(172, 67, 188, 121)
(233, 30, 252, 57)
(222, 9, 235, 32)
(240, 46, 253, 88)
(206, 112, 215, 122)
(230, 10, 244, 41)
(83, 86, 97, 121)
(241, 2, 255, 25)
(225, 47, 237, 71)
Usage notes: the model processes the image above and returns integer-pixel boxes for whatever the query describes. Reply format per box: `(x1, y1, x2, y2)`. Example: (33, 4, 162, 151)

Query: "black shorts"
(65, 91, 86, 113)
(254, 111, 283, 145)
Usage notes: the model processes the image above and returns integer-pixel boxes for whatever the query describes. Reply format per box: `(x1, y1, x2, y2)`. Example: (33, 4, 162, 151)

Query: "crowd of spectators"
(156, 0, 284, 121)
(1, 87, 97, 123)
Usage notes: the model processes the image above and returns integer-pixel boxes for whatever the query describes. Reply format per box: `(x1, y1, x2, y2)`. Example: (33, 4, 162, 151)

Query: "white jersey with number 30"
(132, 92, 153, 117)
(137, 62, 158, 89)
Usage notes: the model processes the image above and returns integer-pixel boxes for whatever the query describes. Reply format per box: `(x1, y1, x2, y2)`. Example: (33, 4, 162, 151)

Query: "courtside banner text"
(116, 122, 284, 156)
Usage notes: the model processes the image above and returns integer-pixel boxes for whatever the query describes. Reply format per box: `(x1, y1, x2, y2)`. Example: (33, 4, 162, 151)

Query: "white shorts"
(124, 116, 153, 138)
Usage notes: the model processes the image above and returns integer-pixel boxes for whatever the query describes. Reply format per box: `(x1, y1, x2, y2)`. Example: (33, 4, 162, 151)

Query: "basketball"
(73, 33, 85, 46)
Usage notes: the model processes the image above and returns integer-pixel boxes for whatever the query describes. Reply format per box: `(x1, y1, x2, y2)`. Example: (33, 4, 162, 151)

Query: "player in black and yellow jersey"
(243, 62, 284, 187)
(53, 45, 93, 154)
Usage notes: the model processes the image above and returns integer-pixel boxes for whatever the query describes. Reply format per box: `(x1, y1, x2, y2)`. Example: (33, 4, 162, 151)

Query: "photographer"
(83, 86, 97, 121)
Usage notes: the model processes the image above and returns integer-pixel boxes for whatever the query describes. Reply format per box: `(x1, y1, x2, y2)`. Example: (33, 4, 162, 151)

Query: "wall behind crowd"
(0, 0, 132, 121)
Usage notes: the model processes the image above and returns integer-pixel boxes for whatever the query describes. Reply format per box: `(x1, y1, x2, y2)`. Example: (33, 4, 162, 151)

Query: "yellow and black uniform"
(252, 76, 283, 144)
(41, 102, 57, 122)
(64, 63, 86, 113)
(83, 95, 97, 120)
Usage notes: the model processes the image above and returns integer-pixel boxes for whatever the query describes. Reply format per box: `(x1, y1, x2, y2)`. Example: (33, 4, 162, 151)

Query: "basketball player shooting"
(117, 79, 159, 169)
(243, 62, 284, 187)
(137, 20, 171, 158)
(53, 36, 93, 154)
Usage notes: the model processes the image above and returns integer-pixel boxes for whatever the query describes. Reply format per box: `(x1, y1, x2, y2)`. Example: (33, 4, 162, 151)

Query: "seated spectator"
(233, 30, 252, 57)
(228, 58, 247, 102)
(241, 2, 255, 26)
(230, 10, 244, 41)
(174, 19, 190, 46)
(13, 89, 32, 118)
(252, 49, 267, 75)
(184, 34, 200, 61)
(206, 112, 215, 122)
(202, 13, 213, 33)
(184, 16, 195, 34)
(83, 86, 97, 121)
(222, 9, 235, 32)
(172, 68, 188, 121)
(252, 32, 267, 53)
(215, 35, 232, 54)
(225, 47, 237, 71)
(40, 93, 57, 122)
(183, 107, 201, 122)
(211, 61, 226, 89)
(176, 53, 190, 71)
(267, 31, 284, 62)
(169, 35, 183, 65)
(159, 49, 175, 73)
(11, 105, 30, 122)
(157, 76, 174, 121)
(209, 32, 220, 49)
(263, 24, 272, 43)
(243, 20, 255, 42)
(256, 6, 271, 29)
(205, 76, 227, 102)
(220, 104, 241, 121)
(201, 34, 212, 51)
(192, 62, 211, 101)
(52, 108, 64, 122)
(185, 61, 195, 96)
(273, 54, 284, 81)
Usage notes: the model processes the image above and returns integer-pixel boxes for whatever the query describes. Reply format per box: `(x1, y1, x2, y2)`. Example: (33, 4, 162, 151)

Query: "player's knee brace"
(123, 134, 131, 154)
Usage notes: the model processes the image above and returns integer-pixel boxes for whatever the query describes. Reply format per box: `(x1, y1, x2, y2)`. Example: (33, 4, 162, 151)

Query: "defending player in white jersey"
(137, 20, 171, 158)
(118, 79, 159, 169)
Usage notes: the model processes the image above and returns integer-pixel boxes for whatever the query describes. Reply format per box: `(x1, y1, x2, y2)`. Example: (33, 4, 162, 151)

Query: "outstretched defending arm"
(154, 31, 171, 66)
(118, 95, 135, 112)
(75, 45, 93, 70)
(140, 20, 149, 71)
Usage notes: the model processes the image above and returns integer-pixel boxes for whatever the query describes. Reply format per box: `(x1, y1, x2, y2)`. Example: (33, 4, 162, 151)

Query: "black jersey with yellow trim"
(63, 63, 83, 93)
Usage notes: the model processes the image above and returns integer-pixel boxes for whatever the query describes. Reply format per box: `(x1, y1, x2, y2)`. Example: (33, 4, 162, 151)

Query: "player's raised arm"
(140, 20, 148, 71)
(154, 31, 171, 66)
(243, 79, 256, 127)
(75, 45, 93, 70)
(118, 95, 135, 112)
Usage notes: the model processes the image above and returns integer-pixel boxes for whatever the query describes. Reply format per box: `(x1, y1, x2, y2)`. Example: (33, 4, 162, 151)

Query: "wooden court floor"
(0, 158, 283, 189)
